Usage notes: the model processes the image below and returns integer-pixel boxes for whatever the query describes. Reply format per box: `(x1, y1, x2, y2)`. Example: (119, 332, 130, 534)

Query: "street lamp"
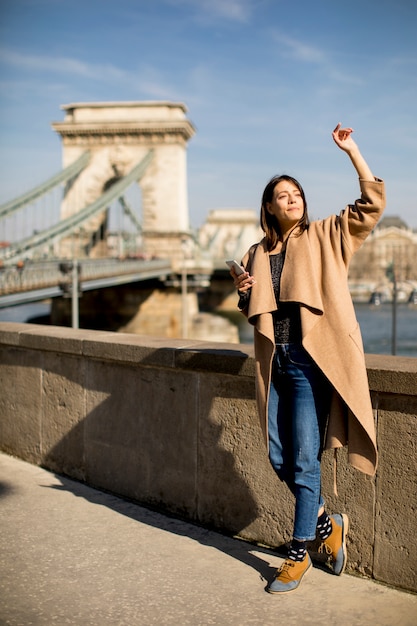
(181, 238, 188, 338)
(59, 260, 80, 329)
(386, 261, 397, 355)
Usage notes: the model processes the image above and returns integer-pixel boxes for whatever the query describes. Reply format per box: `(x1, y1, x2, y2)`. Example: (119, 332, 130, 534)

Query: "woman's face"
(266, 180, 305, 235)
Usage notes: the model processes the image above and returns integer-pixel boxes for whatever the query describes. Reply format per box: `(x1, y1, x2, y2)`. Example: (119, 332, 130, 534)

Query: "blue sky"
(1, 0, 416, 230)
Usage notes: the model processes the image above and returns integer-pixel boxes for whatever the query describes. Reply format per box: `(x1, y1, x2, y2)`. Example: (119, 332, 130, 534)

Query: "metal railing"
(0, 257, 173, 307)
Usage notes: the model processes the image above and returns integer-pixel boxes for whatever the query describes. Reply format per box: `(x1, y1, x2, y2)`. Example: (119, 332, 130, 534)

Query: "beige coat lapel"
(246, 234, 325, 342)
(245, 239, 276, 321)
(280, 232, 324, 339)
(280, 233, 323, 312)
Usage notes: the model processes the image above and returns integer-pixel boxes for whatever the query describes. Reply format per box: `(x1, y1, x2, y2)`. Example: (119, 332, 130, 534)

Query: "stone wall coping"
(1, 322, 416, 393)
(365, 353, 417, 396)
(0, 322, 254, 377)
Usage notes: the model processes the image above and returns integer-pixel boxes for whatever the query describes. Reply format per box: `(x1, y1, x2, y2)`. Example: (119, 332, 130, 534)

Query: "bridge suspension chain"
(0, 151, 90, 220)
(118, 196, 142, 232)
(1, 150, 153, 264)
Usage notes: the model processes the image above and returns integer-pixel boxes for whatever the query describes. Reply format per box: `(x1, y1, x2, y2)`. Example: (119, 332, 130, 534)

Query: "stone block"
(82, 331, 193, 367)
(83, 359, 199, 518)
(366, 354, 417, 395)
(373, 401, 417, 592)
(0, 322, 39, 346)
(0, 346, 42, 462)
(19, 324, 86, 355)
(175, 342, 254, 377)
(41, 352, 86, 481)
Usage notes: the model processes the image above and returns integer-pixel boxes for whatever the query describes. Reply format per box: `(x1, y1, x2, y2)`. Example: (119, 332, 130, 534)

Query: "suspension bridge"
(0, 148, 177, 307)
(0, 101, 260, 317)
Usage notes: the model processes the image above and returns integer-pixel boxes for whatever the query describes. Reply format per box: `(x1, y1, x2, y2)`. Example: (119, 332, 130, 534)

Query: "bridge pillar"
(52, 101, 195, 260)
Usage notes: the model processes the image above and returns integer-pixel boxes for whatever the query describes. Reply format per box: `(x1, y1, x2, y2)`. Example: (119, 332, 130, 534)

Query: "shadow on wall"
(39, 346, 264, 539)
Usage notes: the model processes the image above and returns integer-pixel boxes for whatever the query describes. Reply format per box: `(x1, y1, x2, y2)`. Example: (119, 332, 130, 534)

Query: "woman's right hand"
(230, 267, 256, 293)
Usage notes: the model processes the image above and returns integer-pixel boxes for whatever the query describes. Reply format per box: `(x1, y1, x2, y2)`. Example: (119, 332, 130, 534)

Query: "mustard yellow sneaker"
(319, 513, 349, 575)
(267, 554, 312, 594)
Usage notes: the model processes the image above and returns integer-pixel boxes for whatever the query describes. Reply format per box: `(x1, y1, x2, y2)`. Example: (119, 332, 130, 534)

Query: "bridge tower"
(52, 101, 195, 260)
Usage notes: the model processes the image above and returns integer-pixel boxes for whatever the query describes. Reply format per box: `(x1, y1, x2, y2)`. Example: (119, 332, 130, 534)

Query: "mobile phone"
(226, 259, 245, 275)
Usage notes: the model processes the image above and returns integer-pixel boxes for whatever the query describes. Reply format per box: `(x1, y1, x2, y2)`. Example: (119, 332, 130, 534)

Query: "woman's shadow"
(45, 472, 288, 587)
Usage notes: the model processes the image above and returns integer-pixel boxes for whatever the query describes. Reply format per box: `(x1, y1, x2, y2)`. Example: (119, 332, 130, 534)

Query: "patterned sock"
(317, 510, 332, 540)
(288, 539, 307, 562)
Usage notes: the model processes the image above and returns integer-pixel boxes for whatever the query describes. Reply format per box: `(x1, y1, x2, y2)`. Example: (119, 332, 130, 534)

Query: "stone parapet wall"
(0, 322, 416, 593)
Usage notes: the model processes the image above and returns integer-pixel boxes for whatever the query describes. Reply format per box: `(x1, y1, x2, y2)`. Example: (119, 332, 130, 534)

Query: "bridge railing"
(0, 257, 173, 299)
(0, 260, 63, 294)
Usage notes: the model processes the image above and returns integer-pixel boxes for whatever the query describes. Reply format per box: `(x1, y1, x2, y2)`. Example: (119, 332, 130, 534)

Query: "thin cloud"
(165, 0, 254, 22)
(273, 33, 326, 64)
(0, 47, 185, 100)
(0, 48, 131, 82)
(271, 32, 362, 85)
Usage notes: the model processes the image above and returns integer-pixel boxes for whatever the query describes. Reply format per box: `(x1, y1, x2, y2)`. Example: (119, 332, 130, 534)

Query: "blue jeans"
(268, 344, 331, 541)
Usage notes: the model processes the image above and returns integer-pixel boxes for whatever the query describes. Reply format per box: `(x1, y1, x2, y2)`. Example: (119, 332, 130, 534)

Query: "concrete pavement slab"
(0, 452, 416, 626)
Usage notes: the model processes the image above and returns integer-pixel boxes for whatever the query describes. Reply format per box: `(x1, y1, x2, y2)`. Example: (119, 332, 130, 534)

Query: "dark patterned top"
(270, 252, 302, 344)
(238, 251, 302, 344)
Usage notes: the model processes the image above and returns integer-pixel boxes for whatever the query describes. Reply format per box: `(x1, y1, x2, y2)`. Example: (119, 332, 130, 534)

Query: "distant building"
(197, 209, 262, 264)
(349, 215, 417, 301)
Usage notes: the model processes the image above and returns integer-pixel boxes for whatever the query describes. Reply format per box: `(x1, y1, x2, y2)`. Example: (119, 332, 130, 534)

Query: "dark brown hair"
(260, 175, 310, 251)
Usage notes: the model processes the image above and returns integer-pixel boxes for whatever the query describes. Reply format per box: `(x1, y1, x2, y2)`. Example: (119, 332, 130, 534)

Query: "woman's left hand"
(332, 123, 357, 153)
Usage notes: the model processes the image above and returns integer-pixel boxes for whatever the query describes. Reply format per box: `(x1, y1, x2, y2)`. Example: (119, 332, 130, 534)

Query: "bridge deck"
(0, 258, 173, 308)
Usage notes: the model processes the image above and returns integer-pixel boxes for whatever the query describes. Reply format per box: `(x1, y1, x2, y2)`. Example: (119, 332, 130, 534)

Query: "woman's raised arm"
(332, 123, 374, 181)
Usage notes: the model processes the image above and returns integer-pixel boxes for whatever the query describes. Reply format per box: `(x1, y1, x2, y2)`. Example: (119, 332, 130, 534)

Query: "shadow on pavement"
(44, 472, 289, 587)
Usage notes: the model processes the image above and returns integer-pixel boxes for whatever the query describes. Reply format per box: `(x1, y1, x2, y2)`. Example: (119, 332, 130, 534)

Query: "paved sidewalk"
(0, 453, 416, 626)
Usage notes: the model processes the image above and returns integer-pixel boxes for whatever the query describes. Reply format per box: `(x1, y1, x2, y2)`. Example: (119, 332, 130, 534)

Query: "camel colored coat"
(241, 178, 385, 476)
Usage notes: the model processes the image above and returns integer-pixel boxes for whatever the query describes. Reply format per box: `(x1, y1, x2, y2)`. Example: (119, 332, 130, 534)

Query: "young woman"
(230, 124, 385, 593)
